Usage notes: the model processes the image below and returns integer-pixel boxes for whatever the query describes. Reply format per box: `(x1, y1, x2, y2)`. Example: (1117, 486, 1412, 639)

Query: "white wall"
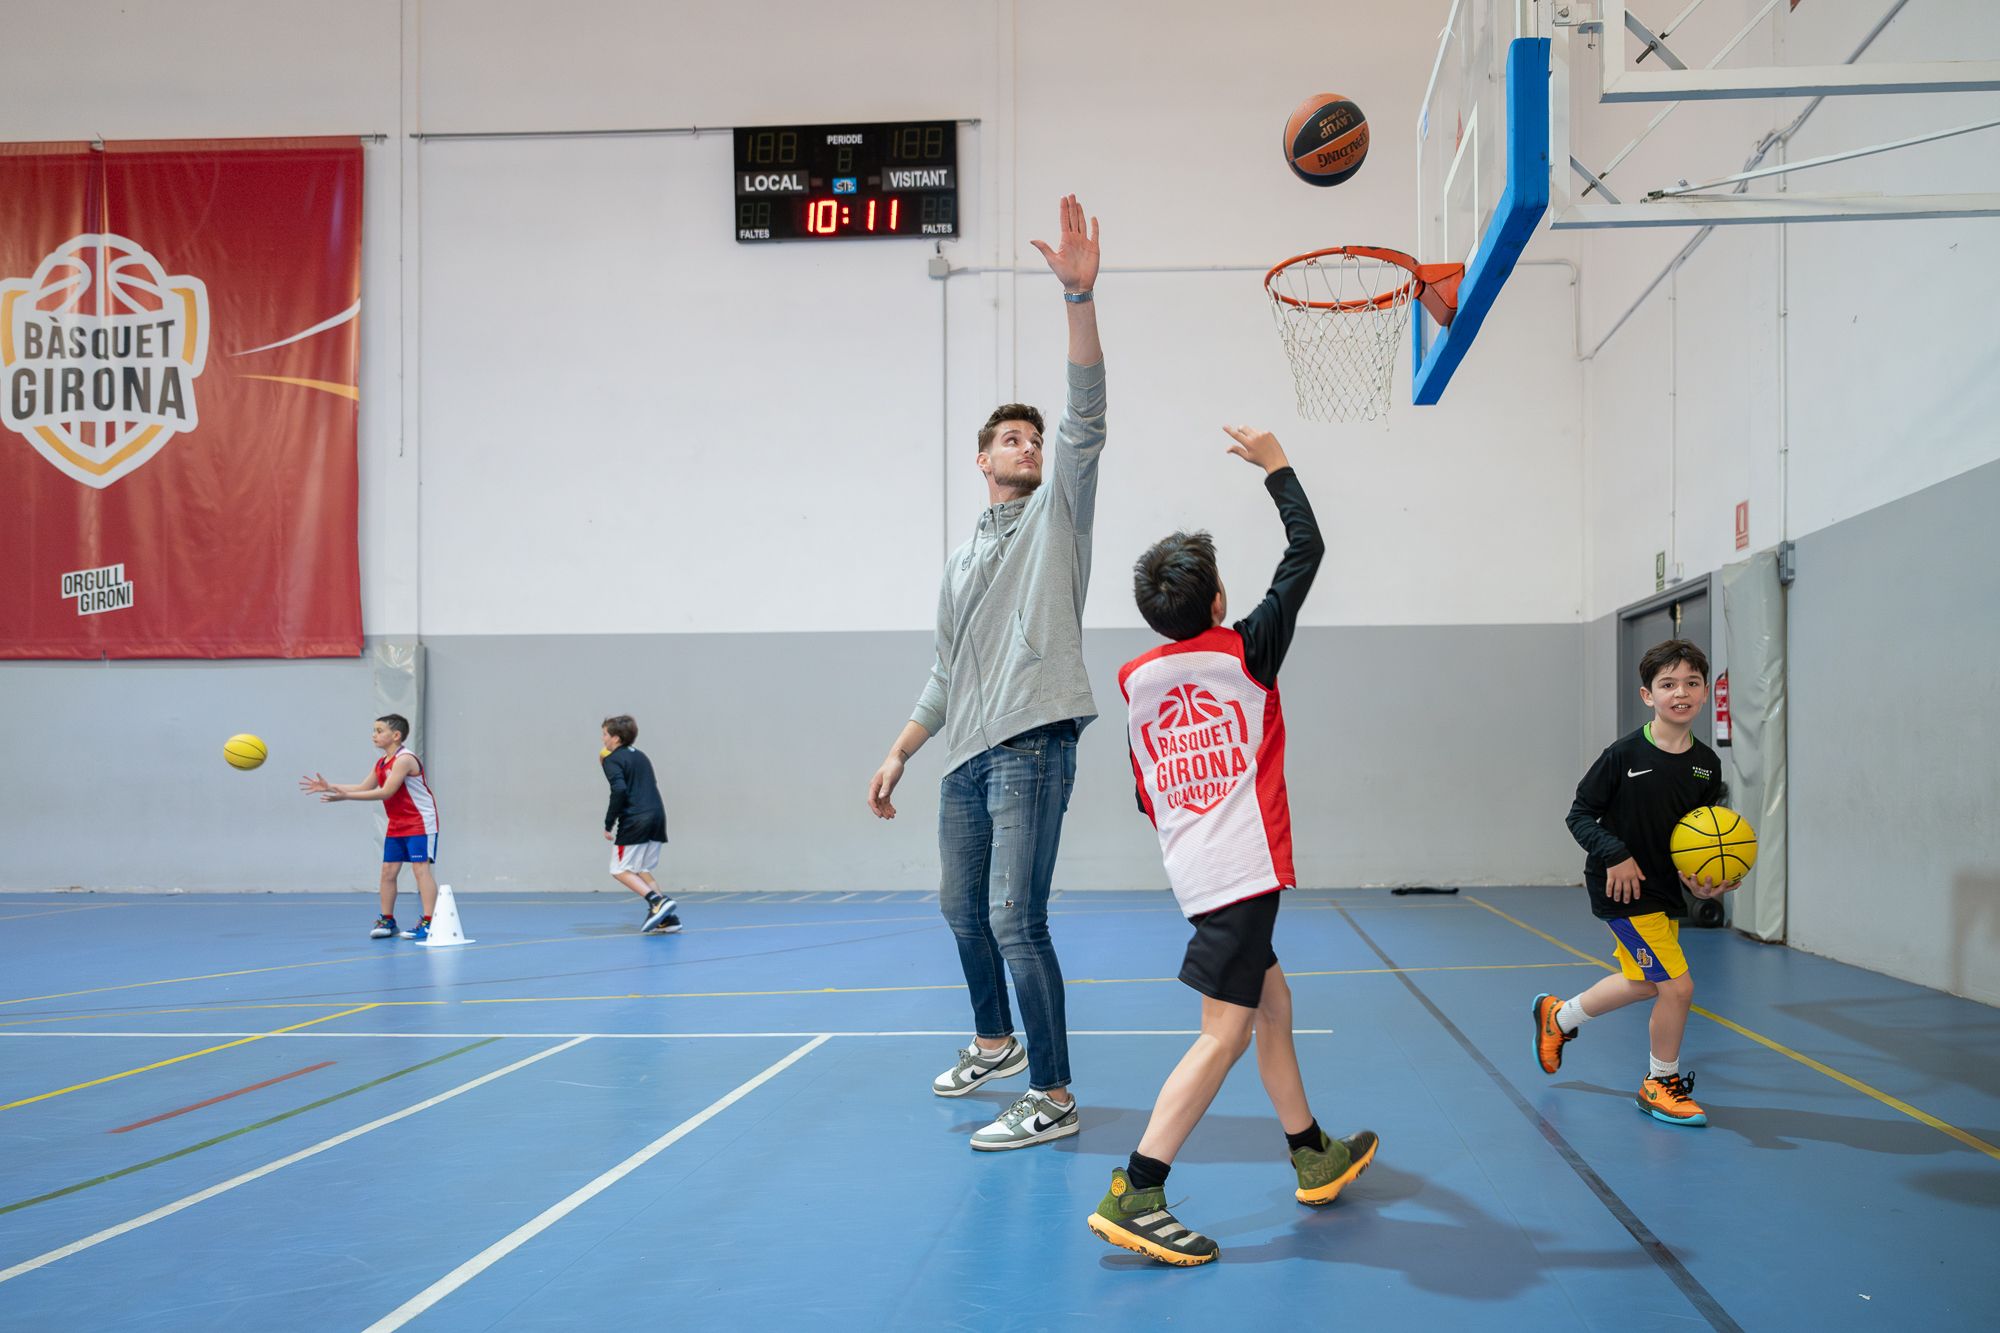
(2, 0, 1585, 641)
(1572, 0, 2000, 1000)
(0, 0, 1598, 895)
(1576, 0, 2000, 617)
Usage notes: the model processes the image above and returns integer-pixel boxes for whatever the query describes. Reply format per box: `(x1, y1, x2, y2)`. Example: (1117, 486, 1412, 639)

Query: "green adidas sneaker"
(1291, 1128, 1379, 1206)
(1085, 1168, 1218, 1267)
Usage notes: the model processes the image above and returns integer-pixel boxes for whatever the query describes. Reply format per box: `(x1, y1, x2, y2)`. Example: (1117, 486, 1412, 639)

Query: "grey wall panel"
(2, 624, 1584, 892)
(409, 623, 1588, 892)
(1581, 610, 1619, 771)
(1788, 457, 2000, 1004)
(0, 653, 382, 889)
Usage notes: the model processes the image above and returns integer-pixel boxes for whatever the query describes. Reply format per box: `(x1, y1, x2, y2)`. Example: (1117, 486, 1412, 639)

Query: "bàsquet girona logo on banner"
(1138, 682, 1253, 816)
(0, 233, 210, 489)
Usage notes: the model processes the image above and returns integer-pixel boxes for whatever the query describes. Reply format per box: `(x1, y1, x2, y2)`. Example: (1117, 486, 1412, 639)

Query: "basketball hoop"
(1265, 247, 1462, 423)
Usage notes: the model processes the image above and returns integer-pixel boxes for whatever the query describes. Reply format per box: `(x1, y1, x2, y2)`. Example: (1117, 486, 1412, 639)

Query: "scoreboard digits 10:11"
(733, 120, 958, 243)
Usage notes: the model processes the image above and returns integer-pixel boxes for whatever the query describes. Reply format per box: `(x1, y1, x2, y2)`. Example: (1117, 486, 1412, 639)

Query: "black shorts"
(1179, 889, 1283, 1009)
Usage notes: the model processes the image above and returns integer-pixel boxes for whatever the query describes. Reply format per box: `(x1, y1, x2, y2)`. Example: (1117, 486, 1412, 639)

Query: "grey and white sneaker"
(970, 1090, 1079, 1151)
(931, 1038, 1028, 1097)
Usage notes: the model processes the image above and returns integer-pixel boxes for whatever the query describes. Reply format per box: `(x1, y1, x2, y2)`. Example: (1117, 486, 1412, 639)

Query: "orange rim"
(1265, 246, 1464, 324)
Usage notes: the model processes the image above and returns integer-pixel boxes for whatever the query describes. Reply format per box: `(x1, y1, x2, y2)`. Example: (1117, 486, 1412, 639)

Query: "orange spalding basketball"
(1284, 93, 1369, 187)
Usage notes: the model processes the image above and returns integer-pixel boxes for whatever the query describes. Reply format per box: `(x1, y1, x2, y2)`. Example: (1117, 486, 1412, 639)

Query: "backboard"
(1408, 0, 2000, 408)
(1414, 1, 1551, 405)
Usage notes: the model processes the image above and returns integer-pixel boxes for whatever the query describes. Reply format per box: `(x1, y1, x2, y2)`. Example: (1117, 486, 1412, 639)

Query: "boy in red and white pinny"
(1086, 426, 1376, 1268)
(301, 713, 441, 941)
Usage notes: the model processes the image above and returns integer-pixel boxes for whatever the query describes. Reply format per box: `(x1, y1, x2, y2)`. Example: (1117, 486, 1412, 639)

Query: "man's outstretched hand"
(1029, 194, 1100, 293)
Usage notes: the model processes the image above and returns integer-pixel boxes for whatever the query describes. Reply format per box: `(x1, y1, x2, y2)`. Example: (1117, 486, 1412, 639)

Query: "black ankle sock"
(1285, 1120, 1324, 1154)
(1126, 1152, 1171, 1191)
(645, 891, 662, 905)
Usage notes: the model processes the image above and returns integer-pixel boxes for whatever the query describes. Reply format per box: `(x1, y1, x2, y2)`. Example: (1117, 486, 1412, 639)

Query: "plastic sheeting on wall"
(1719, 550, 1787, 943)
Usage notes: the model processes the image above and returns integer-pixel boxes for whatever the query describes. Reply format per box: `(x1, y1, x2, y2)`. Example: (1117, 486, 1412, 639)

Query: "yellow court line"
(0, 913, 968, 1008)
(0, 896, 1584, 1012)
(0, 958, 1614, 1027)
(0, 1000, 441, 1029)
(0, 905, 124, 923)
(466, 983, 964, 1005)
(0, 1004, 378, 1112)
(463, 959, 1604, 1006)
(1463, 895, 2000, 1164)
(0, 909, 1069, 1008)
(0, 932, 637, 1007)
(1462, 895, 1610, 968)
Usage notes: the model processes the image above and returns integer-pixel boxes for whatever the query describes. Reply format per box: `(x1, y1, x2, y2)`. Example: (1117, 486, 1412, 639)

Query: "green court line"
(0, 1038, 499, 1217)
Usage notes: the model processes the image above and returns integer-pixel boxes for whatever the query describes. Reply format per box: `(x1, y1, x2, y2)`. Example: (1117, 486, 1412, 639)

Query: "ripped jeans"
(937, 719, 1078, 1092)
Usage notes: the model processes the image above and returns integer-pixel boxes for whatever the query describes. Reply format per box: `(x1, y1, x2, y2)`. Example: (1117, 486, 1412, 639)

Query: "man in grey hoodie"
(868, 194, 1103, 1151)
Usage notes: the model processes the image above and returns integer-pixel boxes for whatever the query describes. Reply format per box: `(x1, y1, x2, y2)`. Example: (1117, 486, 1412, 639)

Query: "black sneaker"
(646, 913, 683, 935)
(1086, 1168, 1218, 1266)
(641, 896, 679, 932)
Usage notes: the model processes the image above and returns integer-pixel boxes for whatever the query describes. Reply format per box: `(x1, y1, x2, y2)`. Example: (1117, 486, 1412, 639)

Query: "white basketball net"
(1266, 251, 1417, 424)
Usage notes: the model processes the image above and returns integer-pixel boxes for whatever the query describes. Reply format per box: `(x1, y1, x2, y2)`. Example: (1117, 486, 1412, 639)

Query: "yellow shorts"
(1607, 913, 1686, 982)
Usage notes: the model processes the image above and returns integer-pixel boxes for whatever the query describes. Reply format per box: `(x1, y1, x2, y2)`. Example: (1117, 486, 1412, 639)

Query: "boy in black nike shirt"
(1532, 639, 1742, 1126)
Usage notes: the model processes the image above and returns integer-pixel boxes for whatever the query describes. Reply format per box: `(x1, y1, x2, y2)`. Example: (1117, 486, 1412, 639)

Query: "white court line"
(0, 1029, 1334, 1040)
(831, 892, 859, 903)
(0, 1036, 590, 1286)
(364, 1035, 829, 1332)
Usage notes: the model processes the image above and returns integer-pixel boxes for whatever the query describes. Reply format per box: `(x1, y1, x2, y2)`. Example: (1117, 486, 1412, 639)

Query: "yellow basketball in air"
(223, 734, 268, 771)
(1670, 806, 1756, 886)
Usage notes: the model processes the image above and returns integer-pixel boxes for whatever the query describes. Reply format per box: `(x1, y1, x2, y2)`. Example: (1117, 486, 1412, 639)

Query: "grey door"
(1617, 584, 1712, 747)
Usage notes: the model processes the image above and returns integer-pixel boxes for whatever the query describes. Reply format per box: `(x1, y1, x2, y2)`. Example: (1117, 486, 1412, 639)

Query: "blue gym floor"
(0, 887, 1994, 1331)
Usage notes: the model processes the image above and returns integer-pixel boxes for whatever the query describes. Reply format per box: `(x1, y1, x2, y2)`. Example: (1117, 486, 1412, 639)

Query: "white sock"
(1555, 997, 1591, 1034)
(1649, 1053, 1679, 1079)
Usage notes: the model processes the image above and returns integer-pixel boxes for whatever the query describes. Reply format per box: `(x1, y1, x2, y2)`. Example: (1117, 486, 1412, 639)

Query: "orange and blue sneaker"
(1533, 993, 1576, 1074)
(1637, 1071, 1708, 1126)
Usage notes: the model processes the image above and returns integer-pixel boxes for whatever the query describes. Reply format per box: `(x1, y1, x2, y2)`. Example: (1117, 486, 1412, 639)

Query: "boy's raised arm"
(1225, 427, 1325, 688)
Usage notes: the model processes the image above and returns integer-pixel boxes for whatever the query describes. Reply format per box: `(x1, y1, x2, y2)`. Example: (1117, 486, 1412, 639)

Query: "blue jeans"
(937, 719, 1078, 1092)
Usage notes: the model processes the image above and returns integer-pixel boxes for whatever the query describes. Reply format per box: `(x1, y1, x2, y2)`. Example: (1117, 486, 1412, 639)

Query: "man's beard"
(996, 465, 1043, 493)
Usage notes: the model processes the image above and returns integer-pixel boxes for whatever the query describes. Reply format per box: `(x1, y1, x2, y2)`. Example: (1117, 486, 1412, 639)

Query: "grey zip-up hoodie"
(912, 359, 1107, 776)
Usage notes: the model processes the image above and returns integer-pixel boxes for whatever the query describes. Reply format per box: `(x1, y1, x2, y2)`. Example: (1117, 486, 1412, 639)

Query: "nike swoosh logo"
(1031, 1112, 1068, 1133)
(1627, 768, 1653, 777)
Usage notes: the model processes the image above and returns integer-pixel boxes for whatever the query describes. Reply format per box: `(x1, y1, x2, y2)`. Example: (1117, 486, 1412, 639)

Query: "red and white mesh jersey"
(374, 746, 439, 838)
(1118, 626, 1294, 918)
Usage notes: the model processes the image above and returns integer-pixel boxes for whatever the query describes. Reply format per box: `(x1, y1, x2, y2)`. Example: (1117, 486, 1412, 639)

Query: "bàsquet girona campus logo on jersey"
(1138, 682, 1253, 816)
(0, 233, 210, 489)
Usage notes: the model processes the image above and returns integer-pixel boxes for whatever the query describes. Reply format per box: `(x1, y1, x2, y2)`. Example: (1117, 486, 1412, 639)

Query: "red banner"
(0, 138, 363, 658)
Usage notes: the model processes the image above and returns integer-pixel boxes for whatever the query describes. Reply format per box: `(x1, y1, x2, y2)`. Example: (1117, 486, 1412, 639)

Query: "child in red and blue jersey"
(301, 713, 442, 941)
(1087, 426, 1376, 1267)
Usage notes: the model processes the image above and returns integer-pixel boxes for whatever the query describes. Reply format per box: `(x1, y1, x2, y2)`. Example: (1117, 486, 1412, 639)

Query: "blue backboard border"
(1412, 37, 1551, 406)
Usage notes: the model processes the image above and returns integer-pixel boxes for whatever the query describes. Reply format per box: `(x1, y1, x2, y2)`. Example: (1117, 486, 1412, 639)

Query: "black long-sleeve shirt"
(1567, 725, 1725, 920)
(1234, 467, 1325, 688)
(602, 746, 668, 844)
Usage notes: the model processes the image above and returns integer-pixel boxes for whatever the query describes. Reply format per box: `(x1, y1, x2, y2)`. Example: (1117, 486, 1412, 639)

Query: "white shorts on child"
(610, 841, 662, 874)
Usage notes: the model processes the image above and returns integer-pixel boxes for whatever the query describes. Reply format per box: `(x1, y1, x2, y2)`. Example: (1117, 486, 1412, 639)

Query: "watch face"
(734, 122, 957, 242)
